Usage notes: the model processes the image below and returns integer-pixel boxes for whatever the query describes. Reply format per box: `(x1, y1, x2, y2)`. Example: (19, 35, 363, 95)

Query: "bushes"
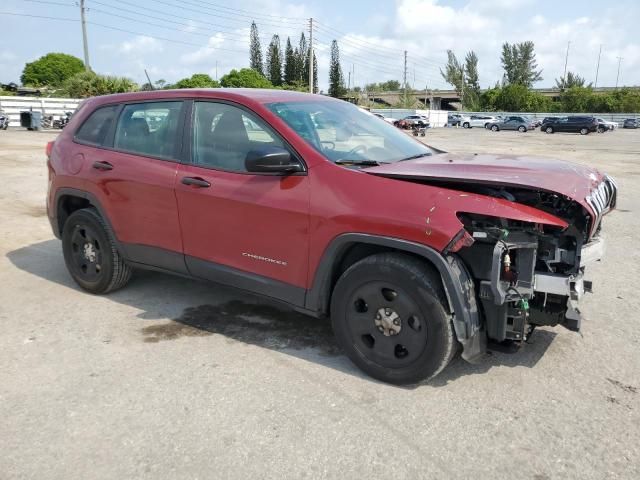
(62, 71, 138, 98)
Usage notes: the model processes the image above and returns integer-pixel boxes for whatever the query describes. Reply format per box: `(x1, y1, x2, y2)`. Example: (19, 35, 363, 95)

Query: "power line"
(147, 0, 304, 30)
(175, 0, 306, 22)
(90, 0, 293, 41)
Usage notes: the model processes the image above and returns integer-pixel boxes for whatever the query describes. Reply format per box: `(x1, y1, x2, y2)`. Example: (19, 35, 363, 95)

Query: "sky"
(1, 0, 639, 92)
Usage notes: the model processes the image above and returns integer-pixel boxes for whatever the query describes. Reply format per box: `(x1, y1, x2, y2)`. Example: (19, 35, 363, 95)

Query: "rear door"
(81, 100, 186, 272)
(174, 100, 310, 305)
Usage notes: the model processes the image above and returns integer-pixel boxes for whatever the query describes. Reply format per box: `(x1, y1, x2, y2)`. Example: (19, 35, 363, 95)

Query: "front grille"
(585, 175, 617, 235)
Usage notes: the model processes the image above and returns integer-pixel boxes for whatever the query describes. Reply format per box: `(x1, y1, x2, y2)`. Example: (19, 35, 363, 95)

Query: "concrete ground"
(1, 126, 639, 479)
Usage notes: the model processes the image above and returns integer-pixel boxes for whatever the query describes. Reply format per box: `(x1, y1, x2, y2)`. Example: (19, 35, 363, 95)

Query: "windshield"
(266, 100, 435, 164)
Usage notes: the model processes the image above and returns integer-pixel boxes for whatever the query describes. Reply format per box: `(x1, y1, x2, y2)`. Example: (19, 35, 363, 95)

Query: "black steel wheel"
(62, 208, 132, 294)
(331, 253, 456, 384)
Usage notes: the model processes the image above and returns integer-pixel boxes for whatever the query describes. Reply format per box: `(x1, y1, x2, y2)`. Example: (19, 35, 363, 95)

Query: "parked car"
(486, 116, 536, 132)
(541, 116, 599, 135)
(462, 115, 498, 129)
(448, 113, 470, 127)
(595, 118, 617, 131)
(373, 112, 395, 124)
(623, 118, 639, 129)
(395, 114, 429, 128)
(0, 110, 9, 130)
(46, 89, 617, 384)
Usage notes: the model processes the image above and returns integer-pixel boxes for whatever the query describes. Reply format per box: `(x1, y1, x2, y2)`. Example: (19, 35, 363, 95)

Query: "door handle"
(92, 161, 113, 171)
(181, 176, 211, 188)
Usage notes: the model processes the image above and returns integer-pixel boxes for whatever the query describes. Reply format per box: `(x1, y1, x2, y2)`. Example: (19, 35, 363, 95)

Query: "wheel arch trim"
(305, 233, 484, 361)
(53, 187, 124, 255)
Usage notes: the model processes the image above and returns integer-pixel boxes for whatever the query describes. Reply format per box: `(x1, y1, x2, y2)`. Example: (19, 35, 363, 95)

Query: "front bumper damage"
(533, 237, 605, 332)
(472, 234, 605, 344)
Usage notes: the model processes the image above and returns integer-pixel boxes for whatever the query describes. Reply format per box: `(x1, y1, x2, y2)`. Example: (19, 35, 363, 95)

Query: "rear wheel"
(463, 122, 470, 128)
(580, 127, 589, 135)
(62, 208, 132, 294)
(330, 253, 456, 385)
(545, 126, 554, 134)
(491, 125, 499, 132)
(597, 126, 606, 133)
(518, 125, 527, 132)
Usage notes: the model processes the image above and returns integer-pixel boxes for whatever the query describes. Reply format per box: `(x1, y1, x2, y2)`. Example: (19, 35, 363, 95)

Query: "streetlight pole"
(615, 56, 623, 89)
(562, 41, 571, 89)
(594, 44, 602, 89)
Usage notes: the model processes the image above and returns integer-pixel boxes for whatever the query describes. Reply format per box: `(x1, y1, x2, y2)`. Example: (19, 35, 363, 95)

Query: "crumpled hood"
(365, 152, 613, 213)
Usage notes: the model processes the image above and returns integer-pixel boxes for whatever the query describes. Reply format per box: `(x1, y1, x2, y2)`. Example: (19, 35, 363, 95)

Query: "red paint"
(48, 89, 608, 292)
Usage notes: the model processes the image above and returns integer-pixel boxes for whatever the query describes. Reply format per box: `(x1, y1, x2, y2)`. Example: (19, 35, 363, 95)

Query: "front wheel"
(518, 125, 527, 132)
(463, 122, 470, 128)
(330, 253, 456, 385)
(597, 126, 606, 133)
(580, 127, 589, 135)
(545, 126, 554, 134)
(491, 125, 499, 132)
(62, 208, 132, 294)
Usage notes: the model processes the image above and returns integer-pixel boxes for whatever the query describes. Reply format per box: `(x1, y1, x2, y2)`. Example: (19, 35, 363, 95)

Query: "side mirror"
(245, 146, 303, 174)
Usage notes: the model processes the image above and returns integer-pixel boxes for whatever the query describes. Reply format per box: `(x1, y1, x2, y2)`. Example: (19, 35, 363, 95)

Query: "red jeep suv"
(46, 89, 617, 384)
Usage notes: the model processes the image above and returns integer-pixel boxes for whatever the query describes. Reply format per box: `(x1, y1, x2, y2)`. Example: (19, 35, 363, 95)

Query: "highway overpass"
(353, 86, 637, 109)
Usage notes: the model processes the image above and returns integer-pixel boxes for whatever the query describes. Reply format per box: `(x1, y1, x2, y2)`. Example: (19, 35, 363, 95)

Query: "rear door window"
(75, 105, 119, 146)
(113, 101, 183, 160)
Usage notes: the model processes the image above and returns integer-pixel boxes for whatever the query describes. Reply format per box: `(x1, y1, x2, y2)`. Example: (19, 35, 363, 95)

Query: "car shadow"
(7, 239, 556, 388)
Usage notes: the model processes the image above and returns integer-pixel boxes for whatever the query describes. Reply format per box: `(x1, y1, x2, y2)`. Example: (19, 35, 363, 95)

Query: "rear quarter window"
(74, 104, 119, 146)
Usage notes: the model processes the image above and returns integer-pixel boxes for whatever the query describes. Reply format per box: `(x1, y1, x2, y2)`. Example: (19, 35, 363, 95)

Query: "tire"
(580, 127, 589, 135)
(545, 126, 553, 134)
(330, 253, 456, 385)
(463, 122, 470, 128)
(62, 208, 132, 294)
(491, 125, 499, 132)
(484, 123, 490, 129)
(518, 125, 526, 132)
(597, 126, 606, 133)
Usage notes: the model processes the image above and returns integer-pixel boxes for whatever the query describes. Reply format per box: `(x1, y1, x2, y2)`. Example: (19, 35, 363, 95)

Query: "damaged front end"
(452, 175, 617, 346)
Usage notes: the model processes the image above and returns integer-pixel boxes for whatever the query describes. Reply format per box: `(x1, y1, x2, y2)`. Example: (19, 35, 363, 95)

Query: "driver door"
(174, 101, 310, 305)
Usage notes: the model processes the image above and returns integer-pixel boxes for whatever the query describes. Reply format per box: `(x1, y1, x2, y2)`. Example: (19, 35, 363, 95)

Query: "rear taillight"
(46, 141, 54, 158)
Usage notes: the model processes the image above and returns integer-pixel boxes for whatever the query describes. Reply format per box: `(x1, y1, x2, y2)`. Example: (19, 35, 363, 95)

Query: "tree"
(173, 73, 220, 89)
(464, 51, 481, 109)
(266, 35, 283, 86)
(220, 68, 273, 88)
(284, 37, 296, 85)
(296, 33, 308, 83)
(249, 22, 264, 76)
(328, 40, 346, 97)
(440, 50, 465, 94)
(62, 71, 137, 98)
(501, 41, 543, 87)
(304, 50, 318, 93)
(492, 84, 550, 112)
(21, 53, 85, 87)
(555, 71, 590, 90)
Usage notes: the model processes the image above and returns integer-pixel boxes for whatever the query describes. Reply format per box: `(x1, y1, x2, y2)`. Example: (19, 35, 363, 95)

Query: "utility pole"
(424, 83, 428, 109)
(347, 70, 351, 91)
(615, 56, 623, 89)
(460, 65, 465, 111)
(562, 41, 571, 89)
(403, 50, 408, 108)
(215, 60, 218, 81)
(594, 44, 602, 89)
(80, 0, 91, 70)
(308, 18, 314, 94)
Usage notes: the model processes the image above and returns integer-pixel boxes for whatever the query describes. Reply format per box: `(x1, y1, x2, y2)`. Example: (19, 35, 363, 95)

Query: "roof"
(86, 88, 332, 107)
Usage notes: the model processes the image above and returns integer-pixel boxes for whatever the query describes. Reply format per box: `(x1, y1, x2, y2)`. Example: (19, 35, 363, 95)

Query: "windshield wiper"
(397, 153, 431, 162)
(334, 160, 384, 166)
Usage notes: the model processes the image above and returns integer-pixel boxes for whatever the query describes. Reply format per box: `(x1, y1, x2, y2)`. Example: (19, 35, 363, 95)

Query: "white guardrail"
(0, 96, 82, 127)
